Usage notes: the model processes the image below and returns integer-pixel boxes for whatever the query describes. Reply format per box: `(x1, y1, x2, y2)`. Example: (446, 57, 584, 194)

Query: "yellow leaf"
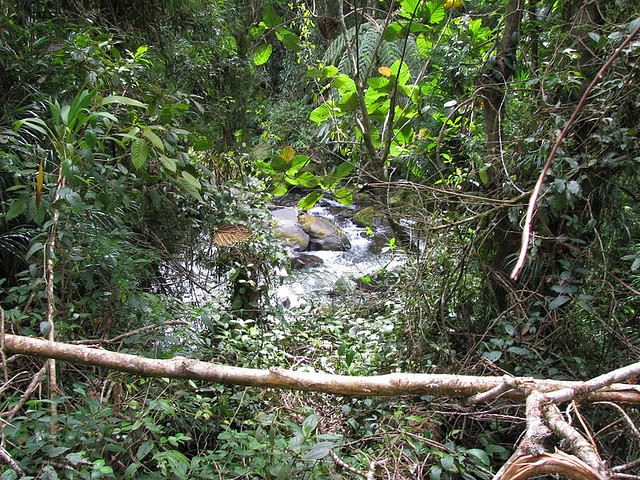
(35, 159, 44, 207)
(378, 66, 392, 77)
(454, 0, 464, 8)
(444, 0, 455, 9)
(280, 146, 295, 162)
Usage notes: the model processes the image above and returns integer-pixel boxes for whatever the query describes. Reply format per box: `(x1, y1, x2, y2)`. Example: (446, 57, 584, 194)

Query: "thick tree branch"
(3, 334, 640, 402)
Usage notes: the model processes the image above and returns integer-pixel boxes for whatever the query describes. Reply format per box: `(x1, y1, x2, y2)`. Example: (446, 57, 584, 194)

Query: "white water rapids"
(274, 199, 404, 308)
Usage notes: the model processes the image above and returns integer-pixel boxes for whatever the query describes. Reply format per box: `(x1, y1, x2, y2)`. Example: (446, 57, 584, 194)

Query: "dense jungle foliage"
(1, 0, 639, 478)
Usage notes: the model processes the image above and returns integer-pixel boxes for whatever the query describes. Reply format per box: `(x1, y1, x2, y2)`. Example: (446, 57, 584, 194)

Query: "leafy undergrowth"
(4, 288, 512, 480)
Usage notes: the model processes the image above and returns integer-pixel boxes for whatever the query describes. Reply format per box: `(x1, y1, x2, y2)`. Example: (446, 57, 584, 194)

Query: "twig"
(510, 24, 640, 281)
(0, 371, 29, 396)
(465, 375, 517, 405)
(365, 459, 387, 480)
(71, 320, 189, 345)
(1, 363, 48, 422)
(594, 401, 640, 440)
(612, 459, 640, 473)
(0, 445, 24, 476)
(330, 450, 366, 478)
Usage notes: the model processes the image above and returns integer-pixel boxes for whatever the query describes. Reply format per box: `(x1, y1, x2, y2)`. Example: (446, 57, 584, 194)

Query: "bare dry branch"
(4, 334, 640, 402)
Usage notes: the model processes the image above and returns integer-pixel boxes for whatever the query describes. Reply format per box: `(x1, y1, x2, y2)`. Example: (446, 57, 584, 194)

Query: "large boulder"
(298, 213, 351, 251)
(271, 207, 299, 226)
(277, 224, 310, 251)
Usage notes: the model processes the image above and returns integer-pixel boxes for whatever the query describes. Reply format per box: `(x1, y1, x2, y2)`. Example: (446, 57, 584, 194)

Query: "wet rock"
(272, 207, 309, 251)
(353, 205, 383, 227)
(277, 224, 309, 251)
(290, 253, 323, 270)
(298, 213, 351, 251)
(272, 207, 299, 226)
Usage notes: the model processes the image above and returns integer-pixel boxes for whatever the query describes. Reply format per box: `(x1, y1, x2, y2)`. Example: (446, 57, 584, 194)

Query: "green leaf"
(507, 346, 531, 357)
(301, 441, 335, 460)
(136, 441, 154, 461)
(549, 295, 570, 310)
(334, 188, 353, 206)
(262, 5, 283, 28)
(276, 28, 301, 51)
(176, 171, 203, 201)
(159, 155, 177, 173)
(287, 155, 310, 176)
(124, 463, 140, 479)
(482, 351, 502, 362)
(297, 191, 323, 210)
(46, 445, 70, 458)
(384, 22, 405, 40)
(253, 43, 273, 65)
(64, 452, 87, 466)
(390, 60, 411, 85)
(430, 465, 442, 480)
(466, 449, 490, 466)
(6, 196, 27, 221)
(333, 74, 356, 93)
(131, 138, 150, 170)
(272, 182, 288, 196)
(333, 162, 354, 179)
(293, 171, 319, 188)
(416, 34, 433, 57)
(143, 129, 165, 152)
(428, 1, 446, 24)
(309, 102, 336, 124)
(101, 95, 147, 108)
(302, 413, 318, 436)
(441, 455, 457, 473)
(26, 242, 44, 260)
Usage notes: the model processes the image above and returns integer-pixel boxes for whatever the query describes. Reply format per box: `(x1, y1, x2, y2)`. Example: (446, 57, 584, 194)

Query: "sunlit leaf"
(253, 43, 273, 65)
(280, 146, 295, 161)
(297, 191, 323, 210)
(101, 95, 147, 108)
(35, 159, 44, 207)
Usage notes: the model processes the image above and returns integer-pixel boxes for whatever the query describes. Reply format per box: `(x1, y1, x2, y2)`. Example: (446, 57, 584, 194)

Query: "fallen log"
(3, 334, 640, 403)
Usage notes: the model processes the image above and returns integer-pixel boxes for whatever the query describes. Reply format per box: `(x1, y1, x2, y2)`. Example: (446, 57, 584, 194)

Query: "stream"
(166, 198, 404, 310)
(274, 199, 404, 309)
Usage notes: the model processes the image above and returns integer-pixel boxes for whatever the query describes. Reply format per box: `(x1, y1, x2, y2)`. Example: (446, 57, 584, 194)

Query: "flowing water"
(275, 199, 404, 308)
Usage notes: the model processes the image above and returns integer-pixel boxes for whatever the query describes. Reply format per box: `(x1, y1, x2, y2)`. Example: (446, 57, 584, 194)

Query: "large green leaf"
(301, 442, 335, 460)
(297, 191, 323, 210)
(6, 197, 27, 221)
(253, 43, 273, 65)
(101, 95, 147, 108)
(310, 102, 338, 124)
(143, 128, 165, 152)
(131, 138, 150, 170)
(176, 171, 203, 201)
(276, 27, 301, 51)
